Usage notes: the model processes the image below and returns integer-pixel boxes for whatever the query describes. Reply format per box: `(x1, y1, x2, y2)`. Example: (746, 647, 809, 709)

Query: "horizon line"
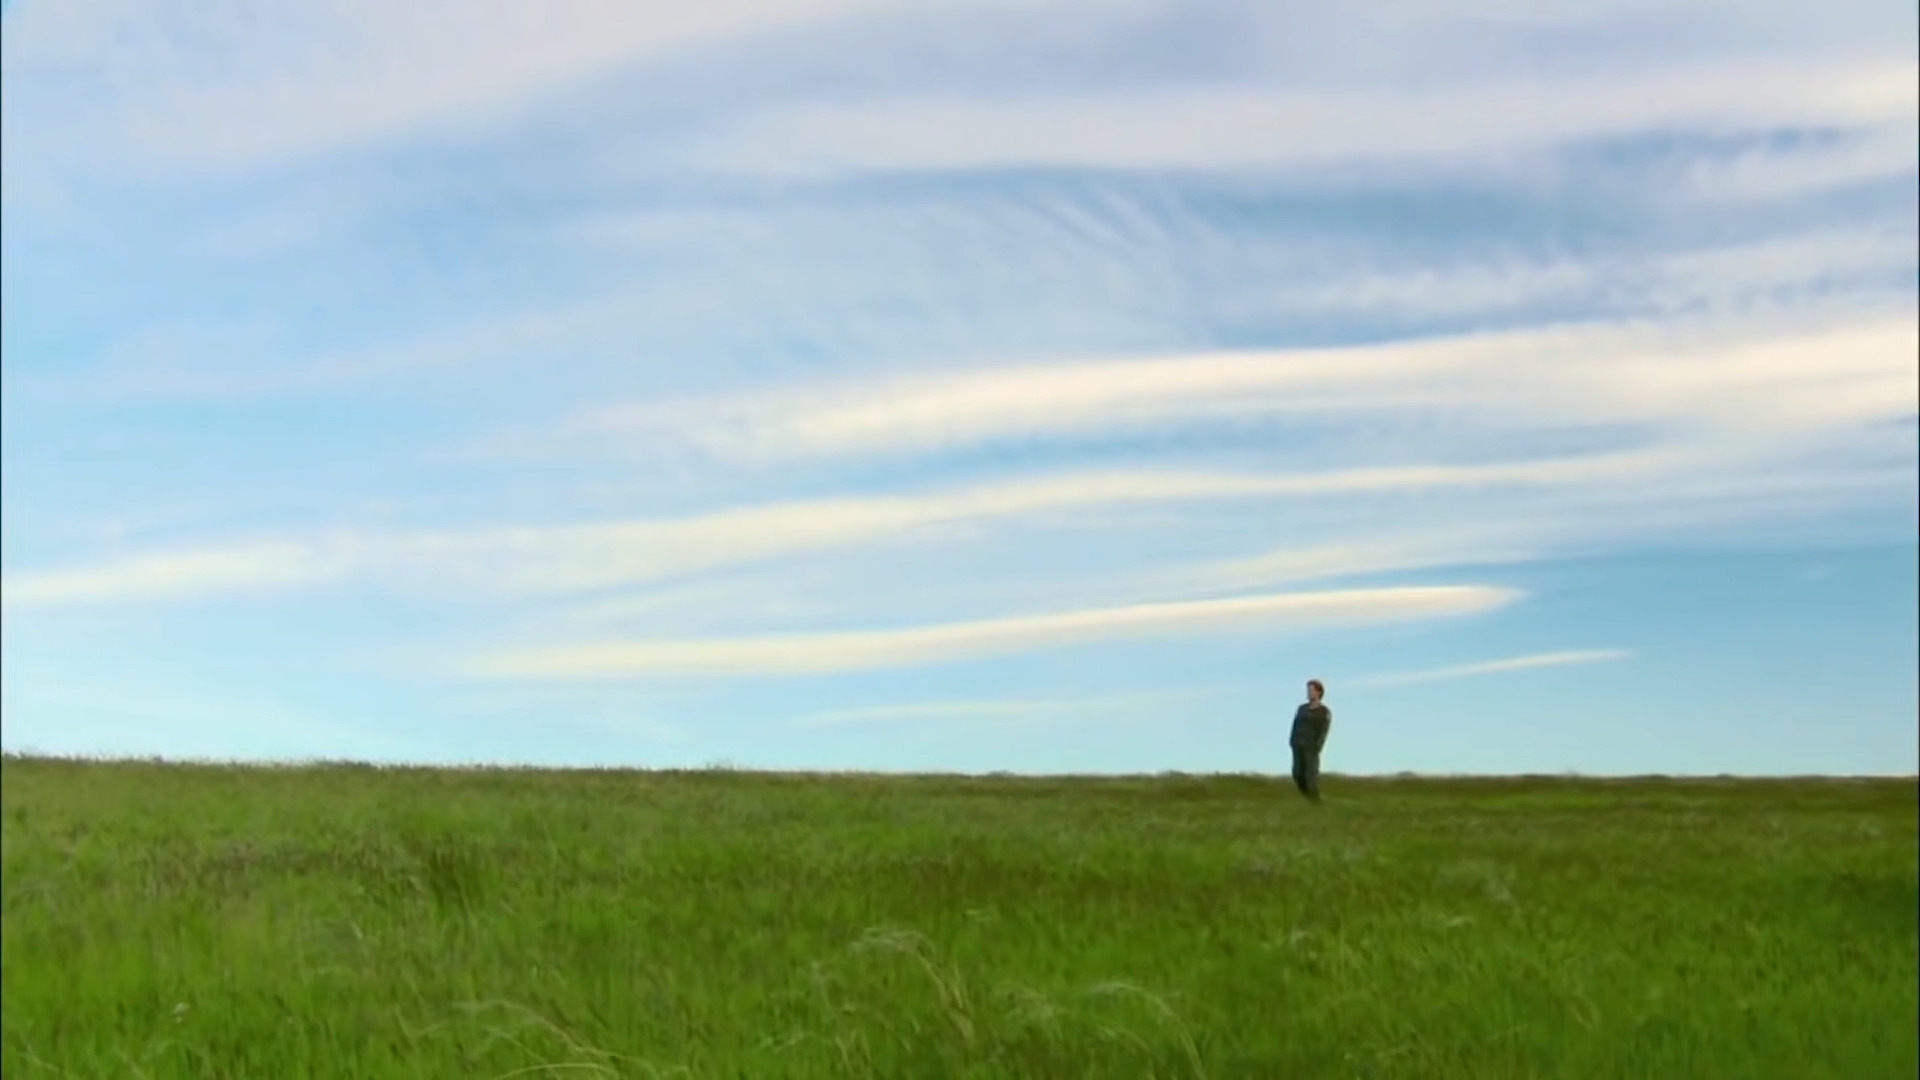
(2, 752, 1911, 782)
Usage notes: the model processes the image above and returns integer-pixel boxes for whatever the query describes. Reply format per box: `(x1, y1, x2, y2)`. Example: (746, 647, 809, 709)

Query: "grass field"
(2, 755, 1914, 1079)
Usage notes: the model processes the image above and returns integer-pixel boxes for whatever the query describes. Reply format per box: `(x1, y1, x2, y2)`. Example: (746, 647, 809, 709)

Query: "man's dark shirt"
(1290, 702, 1332, 751)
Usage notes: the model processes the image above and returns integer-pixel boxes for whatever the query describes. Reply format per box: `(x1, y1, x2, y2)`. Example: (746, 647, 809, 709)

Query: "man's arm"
(1316, 707, 1333, 751)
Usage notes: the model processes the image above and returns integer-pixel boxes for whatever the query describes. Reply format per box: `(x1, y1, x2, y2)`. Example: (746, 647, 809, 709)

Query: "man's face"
(1307, 683, 1321, 702)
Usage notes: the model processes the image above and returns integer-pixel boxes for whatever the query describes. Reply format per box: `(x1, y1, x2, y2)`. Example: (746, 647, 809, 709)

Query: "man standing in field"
(1289, 679, 1332, 804)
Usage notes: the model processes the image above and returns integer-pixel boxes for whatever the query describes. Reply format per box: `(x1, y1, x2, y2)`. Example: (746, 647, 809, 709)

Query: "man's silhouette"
(1289, 679, 1332, 803)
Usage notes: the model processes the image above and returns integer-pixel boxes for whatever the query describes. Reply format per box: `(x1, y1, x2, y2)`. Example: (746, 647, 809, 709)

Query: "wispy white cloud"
(1644, 230, 1917, 315)
(1354, 648, 1633, 687)
(0, 0, 1016, 178)
(0, 455, 1639, 609)
(1157, 529, 1547, 596)
(8, 0, 1912, 213)
(12, 298, 1908, 618)
(1163, 447, 1917, 599)
(18, 151, 1907, 422)
(1673, 126, 1918, 204)
(579, 314, 1918, 463)
(466, 584, 1524, 679)
(669, 57, 1917, 178)
(552, 194, 1914, 370)
(0, 541, 350, 609)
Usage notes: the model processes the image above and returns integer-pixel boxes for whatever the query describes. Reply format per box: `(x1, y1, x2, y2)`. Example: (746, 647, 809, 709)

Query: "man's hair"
(1307, 679, 1325, 697)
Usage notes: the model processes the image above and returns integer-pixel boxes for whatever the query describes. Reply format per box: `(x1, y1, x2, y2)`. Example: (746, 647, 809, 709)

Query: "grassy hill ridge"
(3, 755, 1914, 1078)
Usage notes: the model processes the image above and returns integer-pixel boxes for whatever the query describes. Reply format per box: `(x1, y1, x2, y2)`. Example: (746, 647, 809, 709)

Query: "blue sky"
(2, 0, 1915, 776)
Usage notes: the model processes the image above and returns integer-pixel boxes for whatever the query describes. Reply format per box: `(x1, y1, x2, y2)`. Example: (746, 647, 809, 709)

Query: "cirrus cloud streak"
(1354, 648, 1634, 687)
(579, 315, 1918, 464)
(0, 453, 1648, 610)
(466, 584, 1524, 679)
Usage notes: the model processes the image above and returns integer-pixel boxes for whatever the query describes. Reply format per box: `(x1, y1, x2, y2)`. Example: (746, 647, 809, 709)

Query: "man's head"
(1306, 679, 1325, 703)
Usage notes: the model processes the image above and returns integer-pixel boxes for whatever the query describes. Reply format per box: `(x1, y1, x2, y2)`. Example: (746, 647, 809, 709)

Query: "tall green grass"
(3, 755, 1914, 1078)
